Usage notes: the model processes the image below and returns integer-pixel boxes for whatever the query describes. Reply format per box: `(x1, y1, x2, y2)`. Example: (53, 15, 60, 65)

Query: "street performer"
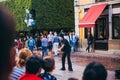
(58, 35, 73, 71)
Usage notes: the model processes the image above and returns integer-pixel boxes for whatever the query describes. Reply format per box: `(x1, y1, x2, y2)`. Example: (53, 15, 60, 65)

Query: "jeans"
(72, 41, 77, 52)
(86, 42, 91, 52)
(42, 46, 48, 57)
(29, 46, 34, 53)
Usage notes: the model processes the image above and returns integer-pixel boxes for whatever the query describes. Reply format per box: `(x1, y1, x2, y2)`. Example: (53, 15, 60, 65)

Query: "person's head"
(69, 32, 71, 35)
(54, 32, 57, 36)
(83, 62, 107, 80)
(18, 38, 22, 42)
(49, 31, 52, 34)
(23, 37, 26, 41)
(26, 55, 43, 75)
(27, 36, 29, 39)
(61, 29, 63, 32)
(37, 36, 40, 40)
(59, 35, 64, 41)
(87, 31, 91, 36)
(43, 34, 46, 38)
(72, 31, 75, 35)
(16, 48, 32, 67)
(30, 36, 32, 39)
(42, 56, 55, 72)
(0, 6, 16, 80)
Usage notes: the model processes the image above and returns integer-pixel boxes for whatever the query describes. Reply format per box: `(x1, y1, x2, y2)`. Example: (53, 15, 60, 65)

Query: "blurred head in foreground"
(83, 62, 107, 80)
(0, 6, 16, 80)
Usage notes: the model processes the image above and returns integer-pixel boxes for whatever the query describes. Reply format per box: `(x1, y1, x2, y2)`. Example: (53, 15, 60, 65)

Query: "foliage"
(32, 0, 74, 31)
(2, 0, 74, 31)
(3, 0, 31, 31)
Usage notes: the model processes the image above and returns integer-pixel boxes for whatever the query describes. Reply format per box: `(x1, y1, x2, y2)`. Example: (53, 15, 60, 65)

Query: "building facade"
(74, 0, 120, 53)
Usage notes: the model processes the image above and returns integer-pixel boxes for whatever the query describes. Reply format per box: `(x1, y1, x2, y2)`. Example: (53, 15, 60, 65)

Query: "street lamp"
(24, 6, 35, 27)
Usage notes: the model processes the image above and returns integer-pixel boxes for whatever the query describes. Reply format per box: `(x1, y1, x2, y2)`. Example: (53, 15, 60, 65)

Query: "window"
(95, 17, 108, 40)
(112, 15, 120, 39)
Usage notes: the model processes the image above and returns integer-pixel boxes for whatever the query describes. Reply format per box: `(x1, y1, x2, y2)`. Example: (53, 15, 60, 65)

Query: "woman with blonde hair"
(10, 48, 32, 80)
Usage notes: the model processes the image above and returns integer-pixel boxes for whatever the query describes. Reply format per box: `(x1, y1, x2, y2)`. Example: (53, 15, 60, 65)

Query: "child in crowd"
(40, 56, 57, 80)
(19, 55, 43, 80)
(10, 48, 32, 80)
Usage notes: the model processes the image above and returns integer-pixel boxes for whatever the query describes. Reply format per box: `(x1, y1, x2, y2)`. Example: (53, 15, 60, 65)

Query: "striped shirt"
(9, 66, 25, 80)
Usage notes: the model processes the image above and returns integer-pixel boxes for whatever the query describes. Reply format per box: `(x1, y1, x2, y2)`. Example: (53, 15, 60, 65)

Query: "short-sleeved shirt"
(53, 36, 60, 43)
(61, 39, 71, 52)
(41, 38, 48, 47)
(28, 38, 35, 47)
(47, 34, 54, 42)
(40, 72, 57, 80)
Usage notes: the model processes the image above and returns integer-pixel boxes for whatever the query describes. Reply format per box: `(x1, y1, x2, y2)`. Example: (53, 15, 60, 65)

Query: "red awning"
(79, 3, 107, 28)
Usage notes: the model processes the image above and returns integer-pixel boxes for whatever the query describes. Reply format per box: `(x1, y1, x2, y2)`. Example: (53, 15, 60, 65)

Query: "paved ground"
(50, 56, 115, 80)
(71, 51, 120, 71)
(36, 50, 120, 80)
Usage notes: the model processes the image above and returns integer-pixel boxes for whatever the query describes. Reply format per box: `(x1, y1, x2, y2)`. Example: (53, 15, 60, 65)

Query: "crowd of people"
(15, 30, 79, 56)
(0, 5, 120, 80)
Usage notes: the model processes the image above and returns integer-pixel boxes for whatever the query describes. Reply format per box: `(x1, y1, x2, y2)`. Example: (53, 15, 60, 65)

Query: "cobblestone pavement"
(51, 56, 115, 80)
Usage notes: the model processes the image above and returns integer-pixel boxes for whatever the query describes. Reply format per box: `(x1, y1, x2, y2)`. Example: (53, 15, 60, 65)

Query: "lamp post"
(25, 6, 30, 27)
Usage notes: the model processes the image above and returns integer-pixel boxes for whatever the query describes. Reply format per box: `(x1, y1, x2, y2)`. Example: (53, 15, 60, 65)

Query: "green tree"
(31, 0, 74, 31)
(3, 0, 74, 31)
(3, 0, 31, 31)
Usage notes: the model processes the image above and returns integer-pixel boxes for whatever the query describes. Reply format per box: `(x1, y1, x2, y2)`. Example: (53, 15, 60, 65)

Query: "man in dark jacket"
(58, 35, 73, 71)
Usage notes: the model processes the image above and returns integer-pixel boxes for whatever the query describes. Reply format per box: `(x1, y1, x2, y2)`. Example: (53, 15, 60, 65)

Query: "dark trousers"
(86, 42, 91, 52)
(42, 46, 48, 57)
(62, 50, 72, 70)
